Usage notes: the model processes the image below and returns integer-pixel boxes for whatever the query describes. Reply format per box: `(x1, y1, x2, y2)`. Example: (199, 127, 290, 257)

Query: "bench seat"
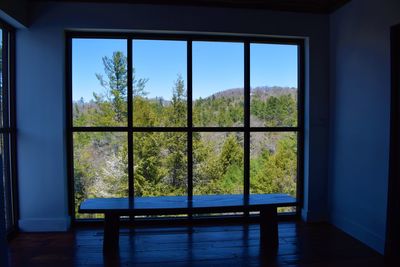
(79, 194, 296, 254)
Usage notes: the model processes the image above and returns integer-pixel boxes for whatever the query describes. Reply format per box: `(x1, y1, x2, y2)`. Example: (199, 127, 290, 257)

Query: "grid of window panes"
(70, 36, 301, 219)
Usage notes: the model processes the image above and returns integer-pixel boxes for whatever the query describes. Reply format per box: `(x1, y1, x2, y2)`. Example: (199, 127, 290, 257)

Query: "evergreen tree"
(169, 75, 186, 126)
(165, 76, 187, 188)
(134, 133, 162, 188)
(219, 133, 243, 174)
(95, 51, 128, 123)
(95, 51, 148, 124)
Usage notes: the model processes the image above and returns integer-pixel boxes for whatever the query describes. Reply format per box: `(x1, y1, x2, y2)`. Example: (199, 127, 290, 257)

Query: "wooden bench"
(79, 194, 296, 254)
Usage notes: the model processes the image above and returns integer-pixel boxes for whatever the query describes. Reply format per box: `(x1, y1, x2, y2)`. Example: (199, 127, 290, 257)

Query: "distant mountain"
(73, 86, 297, 106)
(251, 86, 297, 98)
(208, 86, 297, 100)
(207, 88, 244, 99)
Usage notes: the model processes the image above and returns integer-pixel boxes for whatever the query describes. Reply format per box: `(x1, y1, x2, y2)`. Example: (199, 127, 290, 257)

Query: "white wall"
(16, 1, 331, 231)
(329, 0, 400, 254)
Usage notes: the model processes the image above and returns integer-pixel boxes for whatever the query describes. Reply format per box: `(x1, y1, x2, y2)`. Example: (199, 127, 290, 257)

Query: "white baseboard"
(330, 213, 385, 254)
(19, 217, 71, 232)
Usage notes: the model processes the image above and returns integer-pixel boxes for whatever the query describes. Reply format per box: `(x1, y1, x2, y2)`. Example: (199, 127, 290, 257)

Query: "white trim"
(19, 217, 71, 232)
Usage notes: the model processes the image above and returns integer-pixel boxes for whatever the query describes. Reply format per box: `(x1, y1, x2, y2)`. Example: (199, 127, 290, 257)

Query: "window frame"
(66, 31, 305, 222)
(0, 19, 18, 236)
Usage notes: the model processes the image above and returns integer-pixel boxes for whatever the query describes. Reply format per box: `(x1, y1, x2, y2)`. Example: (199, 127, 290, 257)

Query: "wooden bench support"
(260, 207, 278, 251)
(103, 213, 120, 254)
(79, 194, 295, 255)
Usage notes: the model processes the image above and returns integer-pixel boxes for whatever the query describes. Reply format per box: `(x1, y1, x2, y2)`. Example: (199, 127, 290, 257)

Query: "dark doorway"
(386, 23, 400, 263)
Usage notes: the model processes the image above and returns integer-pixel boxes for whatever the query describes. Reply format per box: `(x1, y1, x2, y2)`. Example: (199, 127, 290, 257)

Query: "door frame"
(385, 22, 400, 262)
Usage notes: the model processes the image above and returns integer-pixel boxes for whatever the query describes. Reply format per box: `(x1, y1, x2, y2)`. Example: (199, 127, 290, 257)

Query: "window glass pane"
(72, 39, 127, 126)
(250, 44, 298, 127)
(132, 40, 187, 127)
(133, 132, 187, 196)
(74, 132, 128, 218)
(193, 42, 244, 127)
(193, 132, 243, 195)
(250, 132, 297, 198)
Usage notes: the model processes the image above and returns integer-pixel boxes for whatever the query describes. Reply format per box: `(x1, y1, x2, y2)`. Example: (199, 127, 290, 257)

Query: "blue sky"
(72, 39, 297, 102)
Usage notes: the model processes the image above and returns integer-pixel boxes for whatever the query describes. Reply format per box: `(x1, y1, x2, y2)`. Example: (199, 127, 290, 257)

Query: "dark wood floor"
(7, 222, 385, 267)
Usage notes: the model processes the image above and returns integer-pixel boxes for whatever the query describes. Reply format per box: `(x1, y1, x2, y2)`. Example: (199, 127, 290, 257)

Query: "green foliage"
(168, 75, 187, 127)
(250, 133, 297, 197)
(73, 51, 148, 127)
(193, 133, 223, 194)
(73, 50, 298, 218)
(220, 133, 243, 174)
(193, 96, 244, 127)
(134, 133, 162, 186)
(251, 94, 297, 126)
(95, 51, 128, 123)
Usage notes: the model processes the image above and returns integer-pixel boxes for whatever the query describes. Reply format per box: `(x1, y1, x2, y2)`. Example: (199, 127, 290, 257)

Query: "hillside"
(73, 86, 297, 106)
(210, 86, 296, 100)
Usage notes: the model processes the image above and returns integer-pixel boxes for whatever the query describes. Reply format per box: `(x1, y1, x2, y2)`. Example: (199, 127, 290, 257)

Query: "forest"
(73, 51, 298, 217)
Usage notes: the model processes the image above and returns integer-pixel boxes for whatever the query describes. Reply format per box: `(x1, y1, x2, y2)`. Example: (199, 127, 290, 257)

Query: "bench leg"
(260, 207, 278, 252)
(103, 213, 120, 254)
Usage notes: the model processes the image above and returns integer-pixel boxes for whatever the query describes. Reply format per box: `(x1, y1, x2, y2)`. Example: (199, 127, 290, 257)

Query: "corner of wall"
(302, 208, 328, 222)
(0, 0, 29, 28)
(301, 36, 329, 224)
(330, 212, 385, 254)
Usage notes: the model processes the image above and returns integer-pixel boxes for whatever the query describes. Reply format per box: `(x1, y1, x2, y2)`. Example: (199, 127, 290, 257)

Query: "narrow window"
(0, 21, 17, 233)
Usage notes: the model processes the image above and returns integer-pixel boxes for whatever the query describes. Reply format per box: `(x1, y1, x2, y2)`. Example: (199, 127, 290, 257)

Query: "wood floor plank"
(8, 222, 385, 267)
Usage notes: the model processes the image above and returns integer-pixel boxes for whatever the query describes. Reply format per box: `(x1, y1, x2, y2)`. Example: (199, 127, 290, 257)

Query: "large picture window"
(67, 33, 304, 220)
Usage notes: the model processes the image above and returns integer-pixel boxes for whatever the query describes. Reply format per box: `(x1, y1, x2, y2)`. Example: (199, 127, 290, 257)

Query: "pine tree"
(95, 52, 127, 123)
(220, 133, 243, 174)
(169, 75, 187, 127)
(165, 76, 187, 188)
(95, 51, 148, 124)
